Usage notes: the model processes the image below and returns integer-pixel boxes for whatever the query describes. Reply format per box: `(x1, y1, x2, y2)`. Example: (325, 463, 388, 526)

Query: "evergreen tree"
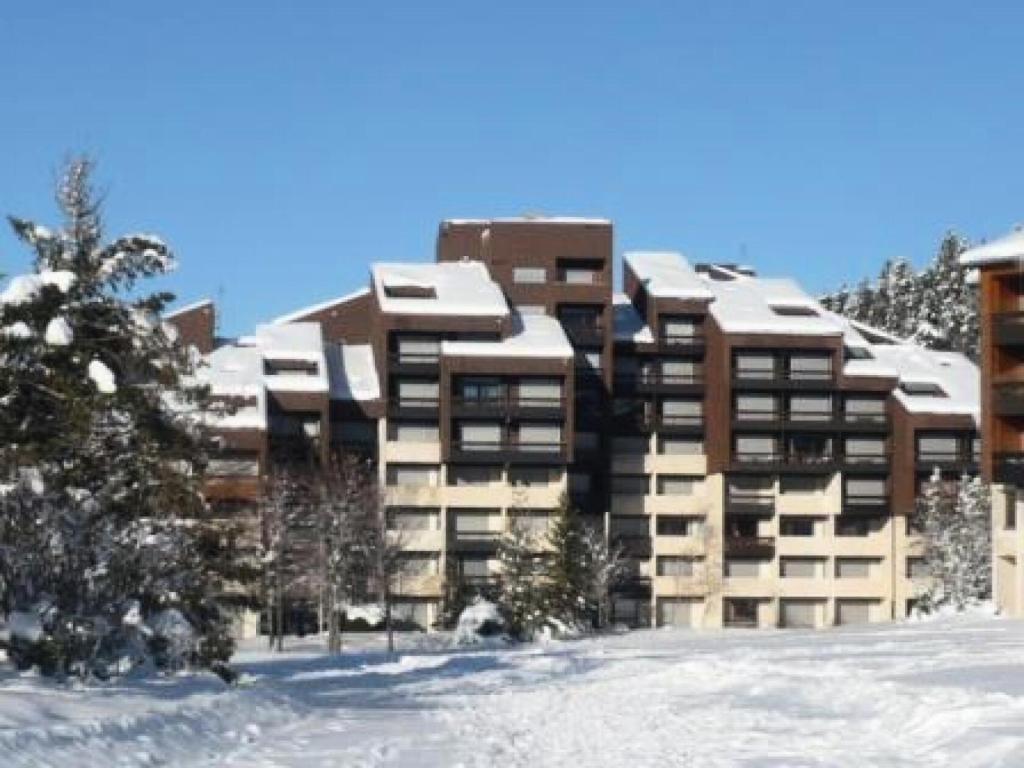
(913, 471, 991, 612)
(544, 493, 591, 627)
(495, 525, 546, 640)
(0, 158, 233, 676)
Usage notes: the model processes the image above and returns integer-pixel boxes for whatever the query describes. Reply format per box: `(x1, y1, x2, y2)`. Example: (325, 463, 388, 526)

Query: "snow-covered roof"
(372, 261, 509, 317)
(271, 287, 370, 325)
(624, 252, 714, 301)
(869, 345, 979, 420)
(612, 293, 654, 344)
(165, 298, 214, 319)
(960, 227, 1024, 267)
(441, 312, 573, 359)
(324, 344, 381, 401)
(700, 273, 844, 336)
(194, 344, 267, 429)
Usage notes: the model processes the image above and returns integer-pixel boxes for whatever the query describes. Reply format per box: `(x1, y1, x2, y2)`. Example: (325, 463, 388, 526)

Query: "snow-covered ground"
(4, 614, 1024, 767)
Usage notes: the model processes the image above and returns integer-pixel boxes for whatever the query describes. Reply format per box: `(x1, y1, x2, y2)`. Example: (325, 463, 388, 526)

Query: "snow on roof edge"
(165, 299, 214, 319)
(272, 287, 371, 325)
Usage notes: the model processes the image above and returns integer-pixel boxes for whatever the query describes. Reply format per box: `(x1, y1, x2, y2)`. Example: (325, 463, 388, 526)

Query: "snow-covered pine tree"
(544, 492, 591, 628)
(495, 524, 546, 640)
(913, 471, 991, 612)
(580, 526, 628, 630)
(0, 158, 235, 677)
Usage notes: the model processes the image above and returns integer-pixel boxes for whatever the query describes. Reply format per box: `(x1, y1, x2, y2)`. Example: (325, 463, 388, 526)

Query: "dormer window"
(771, 304, 818, 317)
(900, 381, 946, 397)
(383, 283, 436, 299)
(264, 360, 318, 376)
(845, 346, 873, 360)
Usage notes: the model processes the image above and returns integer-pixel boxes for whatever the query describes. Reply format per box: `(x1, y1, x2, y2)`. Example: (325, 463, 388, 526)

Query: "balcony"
(732, 369, 835, 391)
(731, 450, 835, 473)
(914, 450, 979, 472)
(994, 312, 1024, 346)
(451, 394, 565, 419)
(726, 496, 776, 517)
(387, 396, 439, 418)
(388, 352, 440, 373)
(449, 439, 567, 465)
(841, 412, 889, 432)
(448, 529, 502, 553)
(724, 536, 776, 558)
(994, 383, 1024, 416)
(995, 452, 1024, 486)
(614, 371, 704, 395)
(841, 495, 890, 517)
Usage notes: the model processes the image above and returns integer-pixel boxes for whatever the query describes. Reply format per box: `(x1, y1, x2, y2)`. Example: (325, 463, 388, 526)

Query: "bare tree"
(581, 526, 629, 630)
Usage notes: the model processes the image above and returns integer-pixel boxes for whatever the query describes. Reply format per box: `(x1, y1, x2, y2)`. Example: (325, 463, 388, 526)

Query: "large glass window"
(734, 353, 775, 381)
(517, 378, 562, 407)
(385, 464, 439, 487)
(735, 394, 777, 421)
(513, 267, 546, 284)
(844, 396, 886, 423)
(517, 423, 562, 452)
(395, 379, 439, 407)
(788, 354, 832, 381)
(457, 422, 502, 450)
(789, 394, 832, 422)
(394, 335, 440, 364)
(661, 398, 702, 425)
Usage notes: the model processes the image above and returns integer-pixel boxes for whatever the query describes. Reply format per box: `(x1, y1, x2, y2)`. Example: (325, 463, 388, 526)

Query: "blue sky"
(2, 1, 1022, 334)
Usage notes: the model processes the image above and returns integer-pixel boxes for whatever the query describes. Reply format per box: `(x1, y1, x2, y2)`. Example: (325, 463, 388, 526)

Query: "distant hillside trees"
(820, 233, 979, 361)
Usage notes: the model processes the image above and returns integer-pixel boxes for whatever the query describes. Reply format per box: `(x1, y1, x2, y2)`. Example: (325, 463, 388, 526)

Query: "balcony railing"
(724, 536, 775, 558)
(842, 452, 890, 468)
(842, 412, 888, 428)
(726, 496, 776, 517)
(450, 439, 567, 464)
(733, 369, 834, 387)
(388, 352, 440, 368)
(915, 450, 978, 468)
(614, 371, 703, 392)
(388, 396, 440, 414)
(733, 450, 834, 468)
(659, 333, 705, 348)
(842, 495, 890, 516)
(451, 394, 565, 415)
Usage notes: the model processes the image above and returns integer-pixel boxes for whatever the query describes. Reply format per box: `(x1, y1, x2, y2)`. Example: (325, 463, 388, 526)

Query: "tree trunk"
(274, 569, 284, 653)
(385, 587, 395, 655)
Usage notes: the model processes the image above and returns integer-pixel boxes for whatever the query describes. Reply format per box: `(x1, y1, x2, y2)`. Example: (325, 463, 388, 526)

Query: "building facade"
(962, 228, 1024, 617)
(169, 216, 979, 634)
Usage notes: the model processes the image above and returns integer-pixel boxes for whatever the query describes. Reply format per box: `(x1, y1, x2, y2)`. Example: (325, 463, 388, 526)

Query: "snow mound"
(454, 599, 507, 646)
(0, 271, 75, 305)
(44, 316, 73, 346)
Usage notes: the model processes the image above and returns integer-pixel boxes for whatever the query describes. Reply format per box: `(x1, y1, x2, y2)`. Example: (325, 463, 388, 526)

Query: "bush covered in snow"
(454, 599, 507, 646)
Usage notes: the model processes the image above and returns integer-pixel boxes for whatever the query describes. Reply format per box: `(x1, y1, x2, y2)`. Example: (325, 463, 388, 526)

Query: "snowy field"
(4, 614, 1024, 767)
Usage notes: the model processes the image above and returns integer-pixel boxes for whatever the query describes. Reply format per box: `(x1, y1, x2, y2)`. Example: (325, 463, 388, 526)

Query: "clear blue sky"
(2, 1, 1022, 335)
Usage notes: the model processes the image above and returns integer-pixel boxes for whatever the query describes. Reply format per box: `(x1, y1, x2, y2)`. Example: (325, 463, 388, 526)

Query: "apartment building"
(168, 216, 979, 634)
(961, 227, 1024, 616)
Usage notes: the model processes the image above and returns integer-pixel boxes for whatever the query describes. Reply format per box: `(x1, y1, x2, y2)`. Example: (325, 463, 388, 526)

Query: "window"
(656, 556, 696, 577)
(452, 509, 500, 539)
(836, 599, 875, 625)
(845, 477, 887, 502)
(789, 394, 832, 422)
(845, 346, 873, 360)
(513, 267, 546, 284)
(610, 516, 649, 538)
(395, 379, 439, 407)
(779, 517, 819, 537)
(458, 377, 504, 404)
(780, 558, 824, 578)
(735, 394, 777, 421)
(845, 437, 886, 464)
(389, 421, 439, 442)
(844, 396, 886, 423)
(724, 598, 760, 628)
(734, 353, 775, 381)
(835, 517, 879, 537)
(517, 423, 562, 452)
(725, 560, 762, 578)
(657, 598, 699, 628)
(788, 354, 832, 381)
(787, 435, 833, 464)
(661, 399, 702, 425)
(611, 474, 649, 495)
(660, 358, 700, 383)
(207, 454, 260, 477)
(561, 267, 599, 285)
(835, 558, 876, 579)
(385, 464, 438, 487)
(399, 553, 439, 577)
(735, 435, 778, 462)
(661, 317, 698, 341)
(457, 422, 502, 450)
(384, 283, 435, 299)
(906, 557, 928, 579)
(390, 600, 435, 630)
(657, 475, 699, 496)
(509, 510, 551, 536)
(394, 335, 440, 364)
(656, 516, 696, 536)
(386, 508, 439, 531)
(447, 465, 502, 486)
(459, 555, 496, 578)
(508, 466, 559, 487)
(780, 599, 823, 628)
(659, 437, 704, 455)
(264, 359, 317, 376)
(1007, 490, 1018, 531)
(917, 435, 959, 462)
(517, 378, 562, 406)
